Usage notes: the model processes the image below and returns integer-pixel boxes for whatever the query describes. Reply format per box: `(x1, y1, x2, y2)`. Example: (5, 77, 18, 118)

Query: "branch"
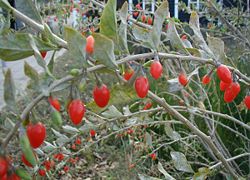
(147, 91, 239, 179)
(210, 153, 250, 170)
(206, 0, 250, 48)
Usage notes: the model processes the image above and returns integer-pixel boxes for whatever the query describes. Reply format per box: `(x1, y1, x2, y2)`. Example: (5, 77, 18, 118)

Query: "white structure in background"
(128, 0, 155, 13)
(71, 8, 79, 28)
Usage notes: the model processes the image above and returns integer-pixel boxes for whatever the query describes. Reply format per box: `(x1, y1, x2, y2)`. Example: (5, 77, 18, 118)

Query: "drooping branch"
(147, 91, 239, 179)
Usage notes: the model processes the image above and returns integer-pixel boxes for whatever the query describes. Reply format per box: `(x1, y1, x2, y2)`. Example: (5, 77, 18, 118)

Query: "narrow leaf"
(151, 1, 169, 49)
(20, 134, 37, 167)
(24, 61, 39, 82)
(4, 69, 16, 110)
(118, 1, 129, 53)
(15, 169, 32, 180)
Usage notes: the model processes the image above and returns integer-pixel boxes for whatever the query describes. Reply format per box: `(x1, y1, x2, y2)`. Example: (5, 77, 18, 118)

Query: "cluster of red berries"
(132, 3, 153, 25)
(0, 157, 21, 180)
(123, 59, 163, 99)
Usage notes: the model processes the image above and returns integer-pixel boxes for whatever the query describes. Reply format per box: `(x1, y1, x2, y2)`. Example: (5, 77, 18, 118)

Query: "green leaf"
(24, 61, 39, 82)
(4, 69, 16, 110)
(15, 0, 42, 23)
(93, 33, 118, 70)
(0, 33, 57, 61)
(20, 134, 37, 167)
(100, 0, 117, 43)
(170, 151, 194, 173)
(151, 1, 169, 49)
(51, 108, 63, 129)
(158, 162, 176, 180)
(118, 1, 129, 54)
(15, 169, 32, 180)
(64, 26, 87, 68)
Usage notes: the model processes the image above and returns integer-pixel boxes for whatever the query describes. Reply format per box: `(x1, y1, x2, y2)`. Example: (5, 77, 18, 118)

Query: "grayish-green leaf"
(145, 132, 152, 147)
(0, 0, 11, 10)
(0, 33, 57, 61)
(189, 11, 213, 58)
(15, 0, 42, 23)
(165, 124, 181, 140)
(62, 125, 79, 134)
(4, 69, 16, 110)
(118, 1, 129, 53)
(102, 105, 123, 118)
(151, 1, 169, 49)
(100, 0, 117, 43)
(207, 35, 226, 62)
(93, 33, 118, 70)
(64, 26, 87, 67)
(170, 151, 194, 173)
(24, 61, 39, 82)
(167, 20, 189, 54)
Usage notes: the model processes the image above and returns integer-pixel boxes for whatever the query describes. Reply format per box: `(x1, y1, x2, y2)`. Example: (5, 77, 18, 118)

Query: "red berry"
(68, 99, 86, 125)
(27, 122, 46, 149)
(165, 24, 169, 30)
(178, 73, 188, 86)
(38, 169, 46, 176)
(75, 137, 81, 145)
(135, 3, 142, 9)
(21, 153, 36, 167)
(93, 84, 110, 108)
(150, 153, 157, 160)
(68, 158, 76, 164)
(127, 128, 133, 135)
(143, 102, 152, 110)
(48, 97, 61, 111)
(86, 35, 95, 54)
(181, 35, 187, 40)
(54, 153, 64, 161)
(220, 81, 231, 91)
(123, 68, 134, 81)
(134, 76, 150, 98)
(133, 11, 139, 18)
(1, 173, 7, 180)
(147, 17, 153, 25)
(202, 75, 211, 85)
(8, 173, 20, 180)
(224, 82, 240, 103)
(217, 65, 232, 84)
(63, 166, 69, 173)
(44, 160, 53, 171)
(90, 129, 96, 137)
(244, 96, 250, 109)
(0, 157, 8, 177)
(40, 51, 47, 59)
(150, 61, 163, 80)
(71, 144, 76, 150)
(141, 15, 146, 23)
